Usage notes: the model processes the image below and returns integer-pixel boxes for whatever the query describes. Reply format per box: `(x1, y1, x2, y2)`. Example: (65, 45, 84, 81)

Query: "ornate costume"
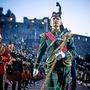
(0, 34, 10, 90)
(0, 43, 10, 70)
(34, 3, 77, 90)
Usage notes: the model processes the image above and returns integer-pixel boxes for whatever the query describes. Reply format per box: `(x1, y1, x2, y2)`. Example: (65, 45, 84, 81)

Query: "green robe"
(35, 29, 77, 90)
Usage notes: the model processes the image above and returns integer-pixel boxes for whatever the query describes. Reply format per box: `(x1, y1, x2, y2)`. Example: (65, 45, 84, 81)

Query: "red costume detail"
(52, 14, 59, 17)
(62, 46, 67, 52)
(45, 31, 56, 42)
(0, 46, 10, 74)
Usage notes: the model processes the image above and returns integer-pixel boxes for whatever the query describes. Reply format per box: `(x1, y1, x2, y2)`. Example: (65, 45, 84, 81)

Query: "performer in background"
(0, 34, 10, 90)
(71, 58, 77, 90)
(34, 2, 77, 90)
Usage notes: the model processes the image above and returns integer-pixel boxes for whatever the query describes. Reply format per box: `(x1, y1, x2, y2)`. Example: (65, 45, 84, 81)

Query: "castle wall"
(1, 20, 90, 57)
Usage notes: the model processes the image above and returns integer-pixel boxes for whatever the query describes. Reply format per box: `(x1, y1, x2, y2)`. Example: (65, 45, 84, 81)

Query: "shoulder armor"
(39, 33, 46, 39)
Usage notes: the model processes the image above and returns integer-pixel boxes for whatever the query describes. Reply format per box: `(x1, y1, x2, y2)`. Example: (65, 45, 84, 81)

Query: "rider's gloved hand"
(33, 68, 38, 77)
(57, 37, 64, 41)
(55, 51, 65, 60)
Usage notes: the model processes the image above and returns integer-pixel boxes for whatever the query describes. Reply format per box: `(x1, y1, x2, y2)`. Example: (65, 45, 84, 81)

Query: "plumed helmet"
(51, 2, 62, 18)
(56, 2, 62, 18)
(9, 40, 13, 44)
(51, 12, 60, 17)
